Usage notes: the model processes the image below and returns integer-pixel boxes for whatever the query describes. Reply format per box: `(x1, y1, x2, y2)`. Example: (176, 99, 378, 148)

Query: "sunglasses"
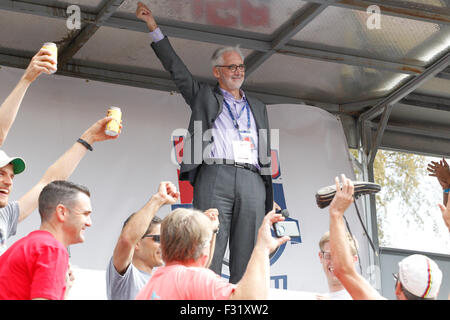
(142, 234, 160, 243)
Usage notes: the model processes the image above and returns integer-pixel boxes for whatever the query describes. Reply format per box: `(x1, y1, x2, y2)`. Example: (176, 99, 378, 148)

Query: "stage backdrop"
(1, 66, 370, 299)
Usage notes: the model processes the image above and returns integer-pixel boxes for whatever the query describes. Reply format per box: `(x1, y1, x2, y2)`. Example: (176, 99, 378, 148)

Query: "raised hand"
(204, 208, 219, 230)
(80, 116, 122, 145)
(22, 48, 57, 83)
(427, 158, 450, 189)
(154, 181, 180, 205)
(329, 174, 354, 218)
(136, 1, 158, 31)
(256, 209, 290, 255)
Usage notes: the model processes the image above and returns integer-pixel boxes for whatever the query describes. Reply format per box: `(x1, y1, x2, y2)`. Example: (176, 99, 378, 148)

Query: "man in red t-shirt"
(0, 180, 93, 300)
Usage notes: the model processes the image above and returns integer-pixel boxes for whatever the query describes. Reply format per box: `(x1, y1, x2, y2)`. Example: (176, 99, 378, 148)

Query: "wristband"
(444, 188, 450, 194)
(77, 138, 93, 151)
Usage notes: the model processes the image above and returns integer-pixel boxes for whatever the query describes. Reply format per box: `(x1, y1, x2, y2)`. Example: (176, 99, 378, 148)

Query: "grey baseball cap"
(0, 149, 26, 174)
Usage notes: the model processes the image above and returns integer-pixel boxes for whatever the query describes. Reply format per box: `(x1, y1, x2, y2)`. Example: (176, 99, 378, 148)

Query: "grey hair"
(211, 45, 245, 67)
(160, 208, 214, 263)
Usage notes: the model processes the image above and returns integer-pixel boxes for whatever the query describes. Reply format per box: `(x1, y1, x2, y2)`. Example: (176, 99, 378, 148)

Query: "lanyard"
(223, 99, 251, 133)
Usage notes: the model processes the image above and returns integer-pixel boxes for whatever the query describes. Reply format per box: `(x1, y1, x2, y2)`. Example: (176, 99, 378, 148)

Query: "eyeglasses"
(320, 251, 332, 260)
(215, 64, 246, 72)
(142, 234, 160, 243)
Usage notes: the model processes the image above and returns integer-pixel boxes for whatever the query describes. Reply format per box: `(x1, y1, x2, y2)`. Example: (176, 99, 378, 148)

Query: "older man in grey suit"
(136, 2, 274, 284)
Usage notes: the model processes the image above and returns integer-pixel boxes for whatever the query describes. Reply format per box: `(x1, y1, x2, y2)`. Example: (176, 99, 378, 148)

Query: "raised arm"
(438, 194, 450, 232)
(329, 174, 385, 300)
(229, 210, 289, 300)
(136, 2, 201, 106)
(427, 158, 450, 206)
(18, 116, 120, 222)
(112, 181, 179, 274)
(0, 49, 56, 146)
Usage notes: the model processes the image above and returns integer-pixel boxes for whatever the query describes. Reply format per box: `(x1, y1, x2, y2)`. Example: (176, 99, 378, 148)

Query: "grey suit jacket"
(151, 37, 273, 213)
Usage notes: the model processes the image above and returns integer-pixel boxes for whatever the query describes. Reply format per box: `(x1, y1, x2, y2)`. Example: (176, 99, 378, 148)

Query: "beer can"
(105, 107, 122, 136)
(41, 42, 58, 74)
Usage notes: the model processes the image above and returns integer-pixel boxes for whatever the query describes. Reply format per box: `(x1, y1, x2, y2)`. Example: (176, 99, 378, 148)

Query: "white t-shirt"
(325, 289, 353, 300)
(0, 201, 20, 256)
(106, 257, 151, 300)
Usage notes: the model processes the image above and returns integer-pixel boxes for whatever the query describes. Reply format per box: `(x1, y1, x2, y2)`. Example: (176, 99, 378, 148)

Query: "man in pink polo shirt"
(136, 208, 289, 300)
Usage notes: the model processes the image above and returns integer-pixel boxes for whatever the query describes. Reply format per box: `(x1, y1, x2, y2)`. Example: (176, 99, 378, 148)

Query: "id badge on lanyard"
(239, 130, 256, 150)
(224, 100, 254, 164)
(232, 140, 252, 163)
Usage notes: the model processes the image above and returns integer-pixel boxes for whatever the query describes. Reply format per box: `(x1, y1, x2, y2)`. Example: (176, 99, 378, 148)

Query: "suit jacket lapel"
(213, 85, 224, 118)
(245, 95, 262, 131)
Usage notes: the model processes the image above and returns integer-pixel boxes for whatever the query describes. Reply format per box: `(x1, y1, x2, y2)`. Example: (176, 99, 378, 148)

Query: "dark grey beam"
(436, 66, 450, 81)
(245, 2, 330, 76)
(374, 130, 450, 159)
(0, 50, 336, 110)
(368, 121, 450, 140)
(401, 93, 450, 112)
(366, 120, 450, 159)
(340, 98, 384, 112)
(59, 0, 126, 65)
(303, 0, 450, 25)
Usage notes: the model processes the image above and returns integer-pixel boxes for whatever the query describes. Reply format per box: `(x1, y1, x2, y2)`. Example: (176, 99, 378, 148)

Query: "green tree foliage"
(373, 150, 432, 245)
(350, 149, 432, 246)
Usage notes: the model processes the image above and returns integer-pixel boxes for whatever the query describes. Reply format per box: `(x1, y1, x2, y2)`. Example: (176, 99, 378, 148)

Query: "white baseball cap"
(0, 150, 26, 175)
(398, 254, 443, 299)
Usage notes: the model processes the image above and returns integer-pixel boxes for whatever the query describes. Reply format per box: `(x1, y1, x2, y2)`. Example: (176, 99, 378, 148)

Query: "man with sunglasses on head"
(107, 181, 221, 300)
(136, 2, 274, 284)
(106, 181, 179, 300)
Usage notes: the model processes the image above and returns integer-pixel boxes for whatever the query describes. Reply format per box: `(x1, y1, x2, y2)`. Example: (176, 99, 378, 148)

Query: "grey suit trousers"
(193, 163, 266, 284)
